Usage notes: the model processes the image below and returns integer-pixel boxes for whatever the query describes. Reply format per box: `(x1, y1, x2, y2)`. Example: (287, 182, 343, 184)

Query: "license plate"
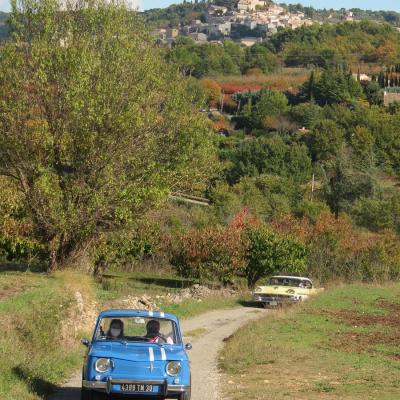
(269, 301, 277, 306)
(120, 383, 153, 392)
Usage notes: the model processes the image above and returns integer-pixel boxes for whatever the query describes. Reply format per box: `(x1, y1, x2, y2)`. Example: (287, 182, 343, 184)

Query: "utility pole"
(311, 173, 315, 199)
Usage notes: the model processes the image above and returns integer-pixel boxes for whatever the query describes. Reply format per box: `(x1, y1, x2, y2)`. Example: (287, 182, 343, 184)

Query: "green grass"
(220, 284, 400, 400)
(0, 270, 94, 400)
(97, 270, 248, 319)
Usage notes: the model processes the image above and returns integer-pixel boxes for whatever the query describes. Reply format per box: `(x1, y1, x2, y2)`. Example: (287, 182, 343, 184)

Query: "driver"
(106, 318, 124, 339)
(145, 319, 173, 344)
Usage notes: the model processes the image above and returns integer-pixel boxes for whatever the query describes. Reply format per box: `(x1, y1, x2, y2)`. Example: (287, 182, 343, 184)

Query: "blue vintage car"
(81, 309, 191, 399)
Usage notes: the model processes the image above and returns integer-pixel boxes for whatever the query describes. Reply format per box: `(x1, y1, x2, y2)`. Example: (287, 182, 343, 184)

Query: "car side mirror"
(81, 338, 90, 347)
(185, 343, 192, 351)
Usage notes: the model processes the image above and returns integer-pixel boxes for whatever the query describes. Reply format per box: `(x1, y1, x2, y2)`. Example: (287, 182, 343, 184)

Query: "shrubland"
(1, 1, 400, 289)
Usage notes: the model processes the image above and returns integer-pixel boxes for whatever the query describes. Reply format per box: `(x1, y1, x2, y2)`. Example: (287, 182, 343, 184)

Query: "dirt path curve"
(49, 306, 265, 400)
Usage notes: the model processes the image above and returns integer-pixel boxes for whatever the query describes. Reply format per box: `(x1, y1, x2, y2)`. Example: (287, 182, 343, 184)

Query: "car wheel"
(81, 387, 93, 400)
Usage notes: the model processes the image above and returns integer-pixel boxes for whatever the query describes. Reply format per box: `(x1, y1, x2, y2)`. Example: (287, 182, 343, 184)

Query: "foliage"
(170, 212, 251, 285)
(0, 0, 216, 271)
(200, 79, 222, 108)
(300, 68, 364, 105)
(244, 224, 307, 288)
(220, 134, 312, 184)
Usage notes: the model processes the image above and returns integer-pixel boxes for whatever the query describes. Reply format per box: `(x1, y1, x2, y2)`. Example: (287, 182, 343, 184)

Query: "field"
(0, 266, 246, 400)
(216, 68, 310, 91)
(220, 284, 400, 400)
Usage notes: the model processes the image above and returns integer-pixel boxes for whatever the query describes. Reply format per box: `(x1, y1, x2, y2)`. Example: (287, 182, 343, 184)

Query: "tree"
(200, 79, 222, 108)
(168, 38, 200, 76)
(244, 225, 307, 288)
(0, 0, 216, 270)
(252, 90, 288, 129)
(306, 119, 344, 162)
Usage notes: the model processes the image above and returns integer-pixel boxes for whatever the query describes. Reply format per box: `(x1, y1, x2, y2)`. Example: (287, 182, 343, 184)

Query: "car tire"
(81, 387, 93, 400)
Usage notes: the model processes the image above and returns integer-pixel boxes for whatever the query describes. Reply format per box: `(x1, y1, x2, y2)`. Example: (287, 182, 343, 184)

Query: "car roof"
(98, 309, 179, 323)
(270, 276, 312, 282)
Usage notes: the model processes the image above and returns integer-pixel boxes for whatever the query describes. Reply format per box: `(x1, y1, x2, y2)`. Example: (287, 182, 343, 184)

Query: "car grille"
(255, 294, 295, 301)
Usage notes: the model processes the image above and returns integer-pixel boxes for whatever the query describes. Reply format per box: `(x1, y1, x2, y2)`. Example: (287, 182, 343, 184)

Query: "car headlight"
(254, 287, 262, 293)
(166, 361, 181, 376)
(95, 358, 111, 373)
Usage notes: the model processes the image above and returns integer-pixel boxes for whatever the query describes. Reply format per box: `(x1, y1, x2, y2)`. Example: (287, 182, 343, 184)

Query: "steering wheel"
(148, 335, 167, 343)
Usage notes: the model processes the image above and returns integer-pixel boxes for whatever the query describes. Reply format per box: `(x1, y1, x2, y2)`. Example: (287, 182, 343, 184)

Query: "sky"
(142, 0, 400, 11)
(0, 0, 399, 13)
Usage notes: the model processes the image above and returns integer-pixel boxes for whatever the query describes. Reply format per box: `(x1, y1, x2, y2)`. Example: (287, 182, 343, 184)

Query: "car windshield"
(268, 277, 312, 288)
(95, 316, 179, 344)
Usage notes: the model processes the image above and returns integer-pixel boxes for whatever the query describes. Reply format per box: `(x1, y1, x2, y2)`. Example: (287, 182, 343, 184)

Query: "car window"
(268, 278, 312, 288)
(95, 317, 178, 344)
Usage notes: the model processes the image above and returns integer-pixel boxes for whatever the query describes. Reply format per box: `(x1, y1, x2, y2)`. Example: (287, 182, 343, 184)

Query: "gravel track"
(49, 306, 265, 400)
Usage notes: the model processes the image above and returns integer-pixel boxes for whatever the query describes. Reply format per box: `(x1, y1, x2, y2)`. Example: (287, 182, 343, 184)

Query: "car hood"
(254, 285, 307, 295)
(89, 342, 187, 362)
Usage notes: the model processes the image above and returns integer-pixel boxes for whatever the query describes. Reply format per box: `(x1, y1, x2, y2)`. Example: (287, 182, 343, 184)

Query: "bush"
(170, 213, 249, 285)
(244, 225, 307, 288)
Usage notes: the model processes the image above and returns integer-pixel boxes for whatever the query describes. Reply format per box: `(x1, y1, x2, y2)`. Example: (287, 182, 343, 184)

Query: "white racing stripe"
(148, 347, 155, 362)
(149, 310, 154, 317)
(160, 347, 167, 361)
(160, 312, 165, 318)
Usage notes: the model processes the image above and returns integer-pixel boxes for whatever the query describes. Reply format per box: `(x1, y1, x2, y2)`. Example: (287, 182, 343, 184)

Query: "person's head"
(108, 319, 124, 338)
(146, 319, 160, 337)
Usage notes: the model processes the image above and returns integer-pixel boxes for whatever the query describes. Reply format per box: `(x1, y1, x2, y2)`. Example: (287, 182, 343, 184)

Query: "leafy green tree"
(244, 225, 307, 288)
(323, 160, 375, 217)
(350, 126, 375, 168)
(168, 38, 200, 76)
(352, 195, 400, 232)
(252, 90, 289, 129)
(290, 102, 324, 127)
(306, 119, 344, 162)
(223, 135, 312, 184)
(244, 44, 277, 73)
(0, 0, 216, 270)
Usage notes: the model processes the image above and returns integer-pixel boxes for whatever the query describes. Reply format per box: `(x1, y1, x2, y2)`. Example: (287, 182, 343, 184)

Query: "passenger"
(145, 319, 173, 344)
(107, 318, 124, 339)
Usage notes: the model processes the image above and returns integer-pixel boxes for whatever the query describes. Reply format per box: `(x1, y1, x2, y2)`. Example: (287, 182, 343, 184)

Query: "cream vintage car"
(252, 275, 323, 308)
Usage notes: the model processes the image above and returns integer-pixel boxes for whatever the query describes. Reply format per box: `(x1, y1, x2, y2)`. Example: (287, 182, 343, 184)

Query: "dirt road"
(49, 306, 264, 400)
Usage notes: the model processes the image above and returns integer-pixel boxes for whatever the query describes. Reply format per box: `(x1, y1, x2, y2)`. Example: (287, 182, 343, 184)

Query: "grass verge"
(97, 270, 249, 319)
(220, 284, 400, 400)
(0, 270, 94, 400)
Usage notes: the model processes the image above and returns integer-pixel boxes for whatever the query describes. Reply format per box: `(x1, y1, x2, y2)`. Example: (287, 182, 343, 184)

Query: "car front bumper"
(82, 379, 190, 395)
(253, 294, 299, 305)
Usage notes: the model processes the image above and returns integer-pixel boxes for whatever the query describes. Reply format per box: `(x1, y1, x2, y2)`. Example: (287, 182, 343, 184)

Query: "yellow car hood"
(253, 285, 323, 296)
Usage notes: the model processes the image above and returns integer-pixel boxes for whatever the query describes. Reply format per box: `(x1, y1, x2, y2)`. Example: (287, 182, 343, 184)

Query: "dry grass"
(216, 68, 310, 91)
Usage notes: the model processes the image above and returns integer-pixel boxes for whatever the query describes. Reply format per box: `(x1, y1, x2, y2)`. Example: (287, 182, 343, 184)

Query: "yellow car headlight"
(95, 358, 111, 373)
(166, 361, 181, 376)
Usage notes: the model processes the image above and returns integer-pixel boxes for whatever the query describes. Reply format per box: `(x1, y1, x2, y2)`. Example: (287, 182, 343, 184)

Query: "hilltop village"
(152, 0, 355, 46)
